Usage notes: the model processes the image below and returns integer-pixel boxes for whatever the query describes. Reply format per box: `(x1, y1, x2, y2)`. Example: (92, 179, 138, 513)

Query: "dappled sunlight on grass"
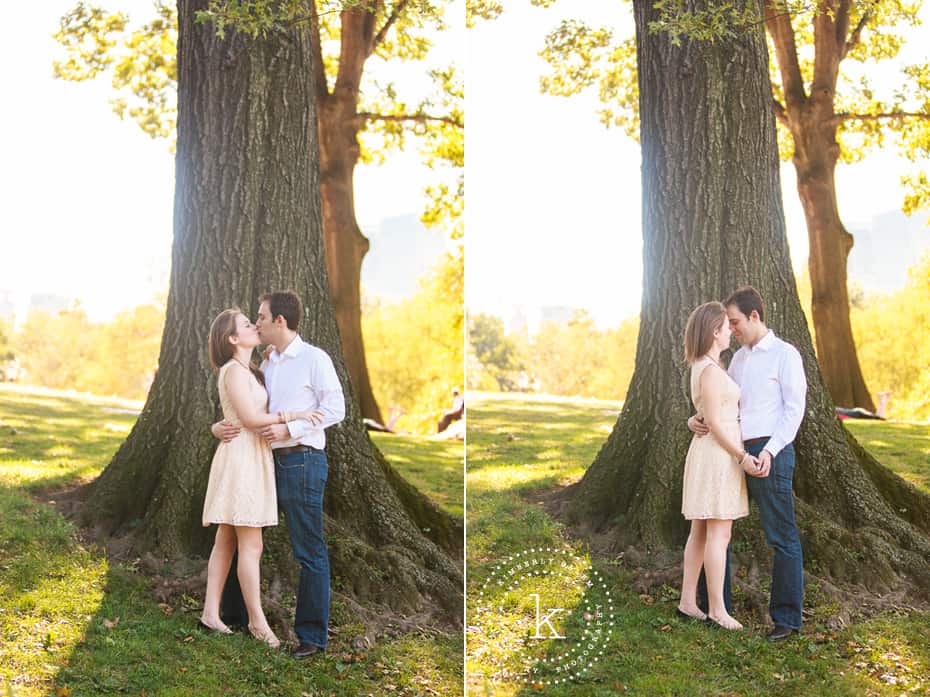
(466, 462, 584, 495)
(371, 430, 463, 517)
(0, 487, 108, 697)
(1, 385, 464, 696)
(468, 392, 930, 696)
(845, 420, 930, 493)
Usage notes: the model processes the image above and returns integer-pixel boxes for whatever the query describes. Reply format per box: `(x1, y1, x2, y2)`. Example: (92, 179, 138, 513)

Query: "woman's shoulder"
(693, 356, 725, 384)
(218, 359, 241, 374)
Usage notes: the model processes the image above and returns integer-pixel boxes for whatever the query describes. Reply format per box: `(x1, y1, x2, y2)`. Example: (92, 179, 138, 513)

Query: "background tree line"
(469, 252, 930, 421)
(1, 249, 463, 435)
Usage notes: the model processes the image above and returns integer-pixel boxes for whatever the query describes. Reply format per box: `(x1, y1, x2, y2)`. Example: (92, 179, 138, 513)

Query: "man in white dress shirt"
(212, 290, 345, 658)
(689, 286, 807, 642)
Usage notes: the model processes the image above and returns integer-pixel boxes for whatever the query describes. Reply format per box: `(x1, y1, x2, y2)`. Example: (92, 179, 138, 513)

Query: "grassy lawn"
(465, 391, 930, 696)
(0, 384, 463, 697)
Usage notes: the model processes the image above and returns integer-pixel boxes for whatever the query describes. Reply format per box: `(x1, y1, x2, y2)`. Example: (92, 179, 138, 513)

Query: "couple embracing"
(198, 290, 344, 658)
(677, 286, 807, 641)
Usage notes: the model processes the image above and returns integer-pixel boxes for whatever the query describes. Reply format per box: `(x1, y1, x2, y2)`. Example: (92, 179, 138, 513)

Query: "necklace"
(233, 356, 252, 372)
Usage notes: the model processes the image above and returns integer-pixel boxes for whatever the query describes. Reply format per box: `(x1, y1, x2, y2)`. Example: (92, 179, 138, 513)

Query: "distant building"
(29, 292, 72, 315)
(847, 210, 930, 292)
(0, 290, 14, 321)
(540, 305, 575, 325)
(360, 214, 447, 301)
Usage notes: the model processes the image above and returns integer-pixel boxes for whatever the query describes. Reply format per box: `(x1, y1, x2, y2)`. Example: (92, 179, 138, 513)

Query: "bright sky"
(0, 1, 461, 322)
(467, 1, 930, 329)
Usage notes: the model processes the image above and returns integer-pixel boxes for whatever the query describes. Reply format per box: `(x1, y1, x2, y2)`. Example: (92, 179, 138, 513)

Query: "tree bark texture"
(765, 0, 874, 411)
(83, 0, 461, 622)
(560, 0, 930, 600)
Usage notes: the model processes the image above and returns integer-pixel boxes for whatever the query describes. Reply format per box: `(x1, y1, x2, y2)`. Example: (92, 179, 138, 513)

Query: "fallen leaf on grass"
(158, 603, 174, 616)
(56, 688, 71, 696)
(102, 617, 120, 629)
(658, 624, 672, 631)
(638, 594, 655, 605)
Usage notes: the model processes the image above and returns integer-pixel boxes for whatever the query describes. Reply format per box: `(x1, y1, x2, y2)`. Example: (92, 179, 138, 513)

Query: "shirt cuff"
(763, 437, 785, 459)
(286, 419, 309, 439)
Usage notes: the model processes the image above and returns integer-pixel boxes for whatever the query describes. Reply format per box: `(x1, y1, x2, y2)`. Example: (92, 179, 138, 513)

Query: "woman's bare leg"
(705, 519, 742, 630)
(679, 519, 707, 619)
(200, 524, 236, 632)
(235, 526, 279, 647)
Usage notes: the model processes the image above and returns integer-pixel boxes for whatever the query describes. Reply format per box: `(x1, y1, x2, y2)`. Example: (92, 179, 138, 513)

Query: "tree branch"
(372, 0, 410, 53)
(357, 111, 463, 127)
(811, 0, 841, 91)
(763, 0, 807, 108)
(835, 111, 930, 124)
(842, 3, 874, 59)
(773, 98, 789, 128)
(835, 0, 851, 51)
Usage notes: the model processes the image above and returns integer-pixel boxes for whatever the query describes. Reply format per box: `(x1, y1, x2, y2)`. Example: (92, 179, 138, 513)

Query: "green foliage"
(362, 246, 464, 434)
(529, 310, 638, 400)
(14, 299, 165, 400)
(534, 0, 930, 215)
(466, 312, 525, 391)
(54, 2, 176, 142)
(53, 0, 464, 236)
(0, 315, 15, 378)
(467, 309, 640, 400)
(649, 0, 762, 46)
(849, 253, 930, 421)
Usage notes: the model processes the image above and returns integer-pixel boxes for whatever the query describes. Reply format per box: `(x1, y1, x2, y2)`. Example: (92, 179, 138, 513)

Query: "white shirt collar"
(270, 334, 304, 362)
(751, 329, 776, 352)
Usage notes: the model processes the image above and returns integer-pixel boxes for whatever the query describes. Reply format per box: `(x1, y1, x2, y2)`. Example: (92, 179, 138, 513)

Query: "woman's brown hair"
(683, 301, 727, 364)
(208, 308, 266, 388)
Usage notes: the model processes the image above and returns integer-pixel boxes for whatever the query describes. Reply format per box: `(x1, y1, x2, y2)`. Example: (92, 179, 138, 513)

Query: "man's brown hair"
(724, 285, 765, 323)
(260, 290, 302, 331)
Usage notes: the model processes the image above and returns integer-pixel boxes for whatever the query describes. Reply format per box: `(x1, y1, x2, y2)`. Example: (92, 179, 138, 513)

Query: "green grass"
(844, 419, 930, 492)
(0, 383, 463, 697)
(465, 391, 930, 696)
(371, 431, 464, 518)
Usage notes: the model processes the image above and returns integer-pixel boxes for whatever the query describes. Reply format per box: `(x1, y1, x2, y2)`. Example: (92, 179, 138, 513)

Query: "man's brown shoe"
(766, 625, 798, 642)
(292, 642, 325, 658)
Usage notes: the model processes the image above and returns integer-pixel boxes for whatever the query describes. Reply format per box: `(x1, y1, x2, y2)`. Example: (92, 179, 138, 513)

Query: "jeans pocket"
(774, 460, 794, 495)
(303, 454, 327, 499)
(277, 453, 304, 470)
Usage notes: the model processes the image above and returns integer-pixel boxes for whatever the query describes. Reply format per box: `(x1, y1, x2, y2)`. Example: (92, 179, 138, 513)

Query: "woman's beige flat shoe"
(248, 624, 281, 648)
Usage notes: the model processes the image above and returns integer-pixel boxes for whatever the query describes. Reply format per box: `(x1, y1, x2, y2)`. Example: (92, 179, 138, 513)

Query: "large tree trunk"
(556, 0, 930, 603)
(83, 0, 461, 626)
(765, 1, 874, 411)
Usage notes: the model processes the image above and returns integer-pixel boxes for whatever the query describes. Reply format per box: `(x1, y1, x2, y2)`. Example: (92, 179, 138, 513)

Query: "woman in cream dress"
(200, 309, 322, 648)
(677, 302, 752, 631)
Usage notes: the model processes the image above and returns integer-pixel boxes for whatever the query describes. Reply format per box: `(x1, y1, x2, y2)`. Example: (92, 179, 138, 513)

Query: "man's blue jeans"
(274, 447, 331, 649)
(698, 442, 804, 630)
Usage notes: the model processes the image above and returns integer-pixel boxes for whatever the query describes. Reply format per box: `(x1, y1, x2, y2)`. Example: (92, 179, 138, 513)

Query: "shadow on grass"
(1, 386, 464, 696)
(0, 481, 464, 697)
(370, 431, 464, 517)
